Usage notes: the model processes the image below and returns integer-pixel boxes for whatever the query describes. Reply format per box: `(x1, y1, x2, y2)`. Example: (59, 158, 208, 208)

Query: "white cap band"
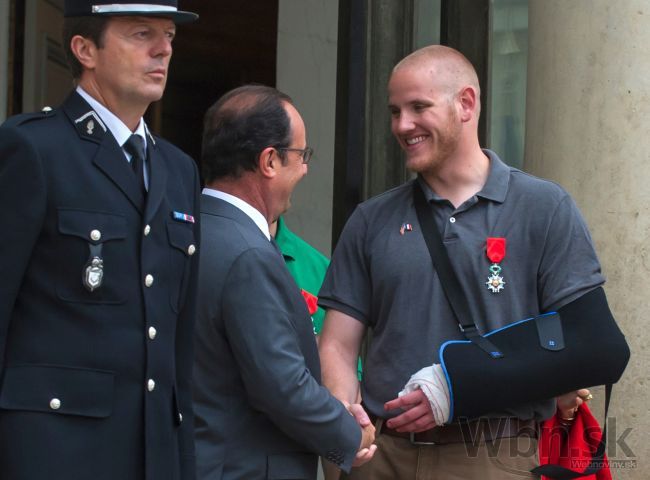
(92, 4, 178, 14)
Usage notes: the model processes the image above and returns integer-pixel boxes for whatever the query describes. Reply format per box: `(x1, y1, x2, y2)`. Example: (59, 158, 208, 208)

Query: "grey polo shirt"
(319, 149, 604, 421)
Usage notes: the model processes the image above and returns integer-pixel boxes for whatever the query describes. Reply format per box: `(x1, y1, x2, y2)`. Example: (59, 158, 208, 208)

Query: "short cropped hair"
(393, 45, 481, 116)
(62, 17, 111, 79)
(201, 85, 294, 182)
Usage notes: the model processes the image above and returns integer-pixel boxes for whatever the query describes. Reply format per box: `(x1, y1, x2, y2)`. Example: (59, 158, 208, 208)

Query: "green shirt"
(274, 216, 330, 334)
(276, 217, 363, 379)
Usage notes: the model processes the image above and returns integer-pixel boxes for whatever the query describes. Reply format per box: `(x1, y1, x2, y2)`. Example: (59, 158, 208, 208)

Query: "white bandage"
(399, 364, 451, 426)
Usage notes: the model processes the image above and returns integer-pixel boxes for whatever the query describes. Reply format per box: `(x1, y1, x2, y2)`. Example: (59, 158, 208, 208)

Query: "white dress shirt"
(202, 188, 271, 240)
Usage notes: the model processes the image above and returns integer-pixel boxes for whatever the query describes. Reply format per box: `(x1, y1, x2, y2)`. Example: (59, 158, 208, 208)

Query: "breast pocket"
(167, 221, 196, 313)
(56, 208, 127, 304)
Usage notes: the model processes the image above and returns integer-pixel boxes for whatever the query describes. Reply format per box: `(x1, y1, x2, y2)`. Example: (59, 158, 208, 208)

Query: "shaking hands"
(346, 403, 378, 466)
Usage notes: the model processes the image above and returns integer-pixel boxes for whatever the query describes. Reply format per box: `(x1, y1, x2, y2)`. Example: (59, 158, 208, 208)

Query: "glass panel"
(413, 0, 442, 49)
(488, 0, 528, 169)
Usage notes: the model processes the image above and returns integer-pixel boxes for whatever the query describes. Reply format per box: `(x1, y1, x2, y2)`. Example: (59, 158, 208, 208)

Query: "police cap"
(64, 1, 198, 24)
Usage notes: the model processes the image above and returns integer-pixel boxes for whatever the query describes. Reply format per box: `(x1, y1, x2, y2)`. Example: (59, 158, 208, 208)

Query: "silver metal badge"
(485, 264, 506, 293)
(84, 256, 104, 291)
(86, 119, 95, 135)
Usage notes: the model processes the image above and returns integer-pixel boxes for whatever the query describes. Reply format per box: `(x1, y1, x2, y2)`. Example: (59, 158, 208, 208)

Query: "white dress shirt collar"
(202, 188, 271, 240)
(76, 86, 147, 150)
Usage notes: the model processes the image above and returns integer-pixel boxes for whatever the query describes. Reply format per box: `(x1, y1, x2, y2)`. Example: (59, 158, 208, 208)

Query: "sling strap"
(412, 181, 503, 358)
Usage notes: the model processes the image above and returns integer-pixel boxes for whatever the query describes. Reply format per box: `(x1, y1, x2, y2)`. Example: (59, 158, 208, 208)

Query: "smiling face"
(80, 16, 176, 115)
(274, 102, 308, 216)
(388, 65, 463, 175)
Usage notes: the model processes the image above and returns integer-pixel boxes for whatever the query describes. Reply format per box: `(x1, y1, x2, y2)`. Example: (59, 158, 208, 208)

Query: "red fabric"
(486, 237, 506, 263)
(300, 289, 318, 315)
(539, 404, 612, 480)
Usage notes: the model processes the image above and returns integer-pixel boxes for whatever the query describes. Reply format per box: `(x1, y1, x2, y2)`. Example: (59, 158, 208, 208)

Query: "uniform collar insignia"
(74, 110, 107, 141)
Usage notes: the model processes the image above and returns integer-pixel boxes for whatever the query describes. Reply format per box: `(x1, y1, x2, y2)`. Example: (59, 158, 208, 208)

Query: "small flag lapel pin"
(400, 223, 413, 235)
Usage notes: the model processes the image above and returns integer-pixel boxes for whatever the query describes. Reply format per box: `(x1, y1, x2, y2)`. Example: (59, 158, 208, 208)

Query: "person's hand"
(384, 389, 436, 433)
(352, 436, 377, 467)
(347, 403, 372, 428)
(344, 402, 377, 467)
(346, 403, 375, 450)
(353, 421, 377, 467)
(557, 388, 592, 420)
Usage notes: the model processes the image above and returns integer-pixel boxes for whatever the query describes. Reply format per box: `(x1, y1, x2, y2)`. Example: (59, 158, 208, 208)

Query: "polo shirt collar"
(417, 148, 510, 204)
(476, 149, 510, 203)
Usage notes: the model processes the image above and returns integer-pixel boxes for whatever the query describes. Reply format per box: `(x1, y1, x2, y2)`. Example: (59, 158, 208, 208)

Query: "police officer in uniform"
(0, 2, 200, 479)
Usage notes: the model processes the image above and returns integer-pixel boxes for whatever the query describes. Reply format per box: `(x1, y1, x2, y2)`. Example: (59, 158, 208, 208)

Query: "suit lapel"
(62, 91, 145, 214)
(92, 139, 145, 213)
(144, 135, 168, 223)
(202, 194, 320, 369)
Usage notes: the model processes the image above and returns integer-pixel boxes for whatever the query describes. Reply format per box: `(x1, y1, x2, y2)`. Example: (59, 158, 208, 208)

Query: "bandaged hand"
(396, 364, 451, 426)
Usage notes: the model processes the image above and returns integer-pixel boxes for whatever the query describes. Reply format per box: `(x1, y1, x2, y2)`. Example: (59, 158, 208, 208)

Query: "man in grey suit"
(193, 85, 376, 480)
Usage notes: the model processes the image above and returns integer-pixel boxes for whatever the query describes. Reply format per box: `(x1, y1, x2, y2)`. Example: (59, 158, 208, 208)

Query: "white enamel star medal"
(486, 264, 506, 293)
(485, 237, 506, 293)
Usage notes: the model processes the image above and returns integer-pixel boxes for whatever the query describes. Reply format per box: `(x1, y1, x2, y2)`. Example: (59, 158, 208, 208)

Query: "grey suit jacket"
(193, 194, 361, 480)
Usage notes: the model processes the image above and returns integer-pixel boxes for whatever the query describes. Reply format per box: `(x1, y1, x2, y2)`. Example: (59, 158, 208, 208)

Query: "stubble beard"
(405, 123, 462, 177)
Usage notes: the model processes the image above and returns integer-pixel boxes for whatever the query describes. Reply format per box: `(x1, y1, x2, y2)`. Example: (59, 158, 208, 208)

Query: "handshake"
(345, 403, 378, 467)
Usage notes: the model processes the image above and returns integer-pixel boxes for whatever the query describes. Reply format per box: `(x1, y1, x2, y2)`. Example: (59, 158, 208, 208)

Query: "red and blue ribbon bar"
(172, 211, 195, 223)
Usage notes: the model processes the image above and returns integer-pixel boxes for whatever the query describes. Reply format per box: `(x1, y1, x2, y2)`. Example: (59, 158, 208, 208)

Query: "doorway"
(156, 0, 279, 169)
(10, 0, 279, 172)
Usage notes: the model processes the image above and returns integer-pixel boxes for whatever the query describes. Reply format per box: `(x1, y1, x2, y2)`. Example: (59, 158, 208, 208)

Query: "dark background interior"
(154, 0, 279, 172)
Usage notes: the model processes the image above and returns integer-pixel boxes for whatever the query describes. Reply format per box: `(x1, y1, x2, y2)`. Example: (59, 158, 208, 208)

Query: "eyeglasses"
(277, 147, 314, 165)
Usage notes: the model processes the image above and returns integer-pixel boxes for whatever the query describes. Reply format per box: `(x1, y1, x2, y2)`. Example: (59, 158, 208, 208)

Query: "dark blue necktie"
(123, 134, 147, 195)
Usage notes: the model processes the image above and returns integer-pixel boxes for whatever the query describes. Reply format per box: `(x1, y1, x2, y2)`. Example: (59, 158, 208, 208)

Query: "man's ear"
(70, 35, 98, 71)
(258, 147, 278, 179)
(457, 85, 478, 123)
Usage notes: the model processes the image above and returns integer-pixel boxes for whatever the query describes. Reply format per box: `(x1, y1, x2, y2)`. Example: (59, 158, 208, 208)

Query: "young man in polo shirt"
(319, 45, 603, 479)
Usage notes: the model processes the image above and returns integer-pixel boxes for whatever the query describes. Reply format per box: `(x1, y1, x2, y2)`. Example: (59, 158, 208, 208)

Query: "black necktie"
(123, 134, 147, 195)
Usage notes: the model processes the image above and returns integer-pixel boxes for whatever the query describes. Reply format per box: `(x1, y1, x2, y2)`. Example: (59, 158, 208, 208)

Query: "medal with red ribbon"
(485, 237, 506, 293)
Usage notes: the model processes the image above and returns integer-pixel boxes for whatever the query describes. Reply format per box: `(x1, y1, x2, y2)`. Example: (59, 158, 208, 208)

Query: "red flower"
(300, 289, 318, 315)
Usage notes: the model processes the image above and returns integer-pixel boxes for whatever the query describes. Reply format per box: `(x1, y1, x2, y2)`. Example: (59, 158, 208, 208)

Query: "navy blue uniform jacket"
(0, 92, 200, 480)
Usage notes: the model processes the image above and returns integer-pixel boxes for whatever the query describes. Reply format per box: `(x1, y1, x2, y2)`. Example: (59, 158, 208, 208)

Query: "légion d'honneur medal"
(485, 237, 506, 293)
